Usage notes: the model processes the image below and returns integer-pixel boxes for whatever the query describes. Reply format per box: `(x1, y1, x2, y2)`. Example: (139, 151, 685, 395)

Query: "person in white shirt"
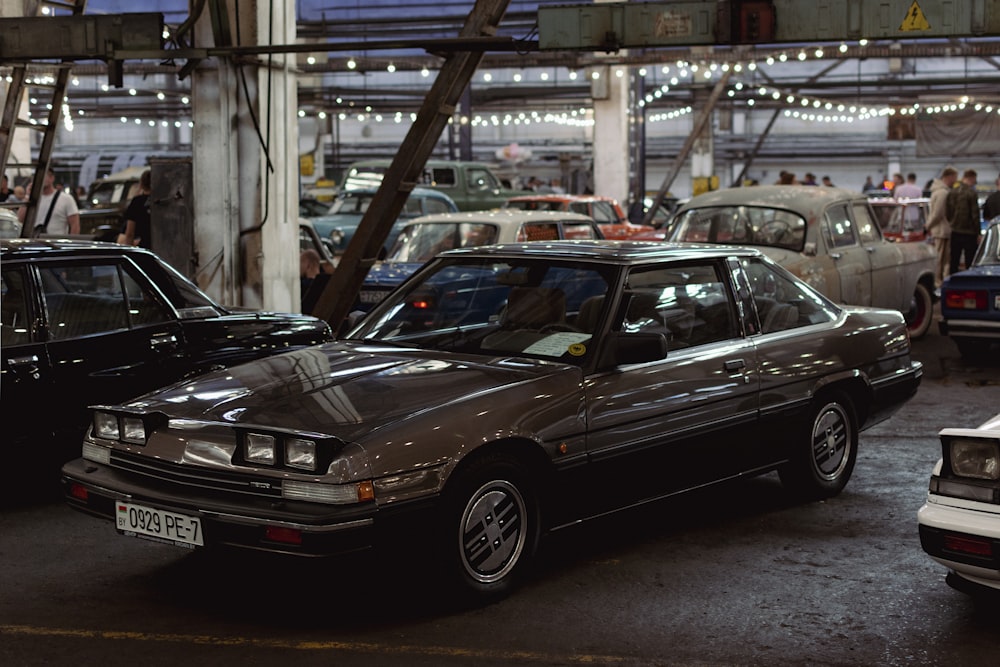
(894, 172, 923, 199)
(18, 167, 80, 236)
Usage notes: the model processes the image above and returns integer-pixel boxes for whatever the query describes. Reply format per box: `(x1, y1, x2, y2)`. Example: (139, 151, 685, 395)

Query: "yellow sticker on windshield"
(568, 343, 586, 356)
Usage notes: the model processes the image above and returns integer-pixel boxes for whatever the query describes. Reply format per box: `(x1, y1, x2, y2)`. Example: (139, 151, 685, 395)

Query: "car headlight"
(950, 438, 1000, 480)
(93, 411, 120, 440)
(121, 416, 147, 444)
(285, 438, 317, 471)
(245, 433, 276, 465)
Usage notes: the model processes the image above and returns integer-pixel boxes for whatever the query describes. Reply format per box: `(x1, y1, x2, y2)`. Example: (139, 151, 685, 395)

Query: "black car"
(1, 239, 333, 482)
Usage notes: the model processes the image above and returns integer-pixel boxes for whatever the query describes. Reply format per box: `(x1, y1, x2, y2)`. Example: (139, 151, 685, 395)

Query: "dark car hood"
(363, 262, 423, 286)
(123, 341, 577, 442)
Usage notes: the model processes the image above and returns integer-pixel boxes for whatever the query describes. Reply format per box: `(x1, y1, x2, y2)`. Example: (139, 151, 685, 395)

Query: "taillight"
(264, 525, 303, 545)
(943, 533, 993, 557)
(943, 289, 987, 310)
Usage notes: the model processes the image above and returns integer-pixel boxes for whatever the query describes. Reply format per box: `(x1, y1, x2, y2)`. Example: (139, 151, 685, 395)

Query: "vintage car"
(868, 197, 930, 243)
(355, 209, 603, 310)
(918, 413, 1000, 597)
(62, 241, 922, 601)
(938, 220, 1000, 358)
(1, 239, 333, 479)
(309, 186, 458, 256)
(667, 185, 938, 338)
(342, 159, 532, 211)
(503, 194, 654, 240)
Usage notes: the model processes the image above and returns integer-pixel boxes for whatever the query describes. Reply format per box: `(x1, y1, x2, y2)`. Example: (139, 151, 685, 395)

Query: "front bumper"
(61, 458, 430, 557)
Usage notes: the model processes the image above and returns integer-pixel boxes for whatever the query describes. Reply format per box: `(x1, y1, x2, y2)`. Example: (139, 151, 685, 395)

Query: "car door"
(854, 200, 907, 312)
(821, 202, 873, 306)
(38, 256, 184, 442)
(576, 259, 759, 519)
(1, 262, 53, 456)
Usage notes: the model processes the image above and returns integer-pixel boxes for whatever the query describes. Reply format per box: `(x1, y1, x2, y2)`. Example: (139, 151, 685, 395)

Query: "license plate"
(116, 502, 204, 548)
(359, 290, 387, 304)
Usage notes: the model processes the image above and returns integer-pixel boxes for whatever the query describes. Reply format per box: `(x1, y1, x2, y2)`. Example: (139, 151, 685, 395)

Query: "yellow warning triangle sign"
(900, 1, 931, 31)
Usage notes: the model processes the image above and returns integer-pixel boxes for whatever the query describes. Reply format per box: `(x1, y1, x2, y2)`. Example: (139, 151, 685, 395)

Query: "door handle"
(830, 252, 842, 260)
(8, 354, 40, 367)
(724, 358, 746, 372)
(150, 334, 178, 351)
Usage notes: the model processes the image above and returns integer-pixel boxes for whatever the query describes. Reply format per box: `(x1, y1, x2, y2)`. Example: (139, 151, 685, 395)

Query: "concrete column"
(191, 0, 298, 311)
(591, 63, 630, 204)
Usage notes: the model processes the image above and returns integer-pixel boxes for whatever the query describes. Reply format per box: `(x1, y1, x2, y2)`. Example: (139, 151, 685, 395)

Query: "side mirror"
(612, 331, 669, 365)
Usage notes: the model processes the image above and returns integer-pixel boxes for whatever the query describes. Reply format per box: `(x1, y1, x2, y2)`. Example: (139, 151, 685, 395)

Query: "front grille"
(110, 450, 283, 500)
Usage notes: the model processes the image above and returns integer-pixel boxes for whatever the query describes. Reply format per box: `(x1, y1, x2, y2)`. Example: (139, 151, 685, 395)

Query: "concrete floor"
(2, 314, 998, 666)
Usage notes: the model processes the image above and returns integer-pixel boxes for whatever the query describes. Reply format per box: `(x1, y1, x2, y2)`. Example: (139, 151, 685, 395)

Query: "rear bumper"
(918, 500, 1000, 592)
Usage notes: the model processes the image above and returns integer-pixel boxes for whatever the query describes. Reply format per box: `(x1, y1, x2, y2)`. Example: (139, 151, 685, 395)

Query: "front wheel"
(442, 454, 540, 602)
(779, 392, 858, 500)
(905, 282, 933, 339)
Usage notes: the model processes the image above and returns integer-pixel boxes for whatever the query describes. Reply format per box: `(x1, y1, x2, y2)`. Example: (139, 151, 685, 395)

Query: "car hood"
(121, 341, 580, 443)
(363, 261, 423, 286)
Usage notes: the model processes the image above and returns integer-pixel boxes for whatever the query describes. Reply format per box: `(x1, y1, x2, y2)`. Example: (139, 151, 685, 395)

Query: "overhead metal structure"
(309, 0, 514, 328)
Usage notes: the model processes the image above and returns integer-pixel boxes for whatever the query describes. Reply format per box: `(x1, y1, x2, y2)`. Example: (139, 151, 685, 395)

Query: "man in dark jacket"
(946, 169, 981, 274)
(983, 173, 1000, 222)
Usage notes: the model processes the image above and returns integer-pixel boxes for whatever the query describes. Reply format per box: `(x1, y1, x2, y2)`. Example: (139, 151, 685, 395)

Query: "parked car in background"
(310, 186, 458, 256)
(938, 220, 1000, 358)
(355, 209, 603, 310)
(78, 165, 146, 240)
(62, 241, 921, 601)
(299, 197, 331, 218)
(667, 185, 938, 338)
(868, 197, 930, 242)
(299, 218, 337, 275)
(1, 239, 334, 482)
(342, 159, 532, 211)
(918, 412, 1000, 597)
(503, 193, 654, 240)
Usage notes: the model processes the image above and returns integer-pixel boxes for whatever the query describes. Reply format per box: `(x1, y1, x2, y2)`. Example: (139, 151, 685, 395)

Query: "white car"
(918, 413, 1000, 596)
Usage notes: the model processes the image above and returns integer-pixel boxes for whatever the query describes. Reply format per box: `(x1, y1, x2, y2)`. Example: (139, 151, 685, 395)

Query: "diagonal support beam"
(311, 0, 512, 329)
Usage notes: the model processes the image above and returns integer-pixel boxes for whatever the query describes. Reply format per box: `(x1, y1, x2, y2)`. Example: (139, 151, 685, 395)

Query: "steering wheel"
(539, 322, 580, 333)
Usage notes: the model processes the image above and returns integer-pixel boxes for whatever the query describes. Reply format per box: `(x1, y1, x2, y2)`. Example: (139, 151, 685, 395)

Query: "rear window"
(671, 205, 806, 251)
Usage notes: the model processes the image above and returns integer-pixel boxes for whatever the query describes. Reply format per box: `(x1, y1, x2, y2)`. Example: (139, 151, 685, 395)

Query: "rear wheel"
(905, 282, 933, 339)
(441, 453, 540, 602)
(779, 392, 858, 500)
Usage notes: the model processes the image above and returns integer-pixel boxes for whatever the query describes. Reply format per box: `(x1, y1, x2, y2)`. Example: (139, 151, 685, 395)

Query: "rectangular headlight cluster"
(243, 432, 319, 472)
(950, 438, 1000, 480)
(92, 410, 148, 445)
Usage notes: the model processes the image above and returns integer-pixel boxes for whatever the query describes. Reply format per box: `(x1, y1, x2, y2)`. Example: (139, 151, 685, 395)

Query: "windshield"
(671, 205, 806, 251)
(347, 256, 614, 366)
(387, 222, 499, 263)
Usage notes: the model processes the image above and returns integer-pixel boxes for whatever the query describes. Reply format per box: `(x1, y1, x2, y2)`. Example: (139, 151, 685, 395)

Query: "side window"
(853, 202, 881, 244)
(1, 267, 31, 346)
(621, 263, 736, 349)
(561, 222, 600, 240)
(822, 204, 859, 248)
(423, 197, 453, 215)
(41, 261, 168, 340)
(590, 202, 614, 223)
(429, 168, 457, 188)
(518, 223, 559, 241)
(741, 257, 838, 333)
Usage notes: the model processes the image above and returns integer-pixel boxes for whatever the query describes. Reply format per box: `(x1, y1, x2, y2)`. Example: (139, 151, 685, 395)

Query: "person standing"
(946, 169, 981, 275)
(982, 173, 1000, 222)
(894, 172, 922, 199)
(17, 167, 80, 236)
(0, 174, 11, 201)
(821, 176, 835, 187)
(925, 167, 957, 287)
(116, 169, 152, 248)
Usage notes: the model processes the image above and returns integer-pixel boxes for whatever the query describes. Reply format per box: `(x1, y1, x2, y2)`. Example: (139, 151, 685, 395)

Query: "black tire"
(779, 391, 858, 500)
(441, 453, 539, 602)
(905, 282, 933, 340)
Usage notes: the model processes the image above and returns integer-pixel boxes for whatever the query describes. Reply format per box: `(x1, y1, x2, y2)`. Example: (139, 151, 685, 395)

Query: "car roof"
(442, 239, 764, 263)
(401, 209, 598, 227)
(679, 185, 866, 217)
(1, 237, 154, 258)
(507, 194, 619, 204)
